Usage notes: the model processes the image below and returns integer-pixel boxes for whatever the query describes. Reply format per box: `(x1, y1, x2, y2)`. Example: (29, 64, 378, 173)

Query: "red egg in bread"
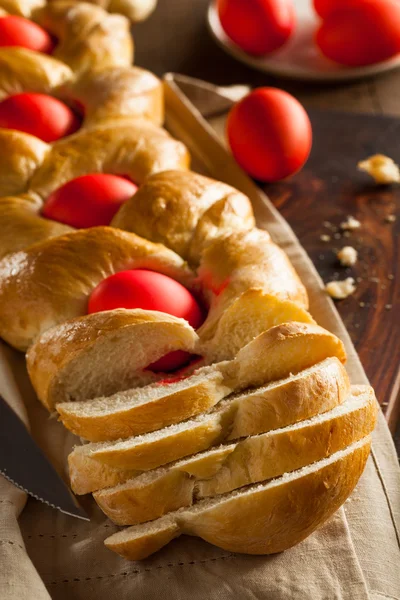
(42, 174, 138, 228)
(0, 15, 54, 53)
(0, 93, 80, 142)
(88, 270, 204, 372)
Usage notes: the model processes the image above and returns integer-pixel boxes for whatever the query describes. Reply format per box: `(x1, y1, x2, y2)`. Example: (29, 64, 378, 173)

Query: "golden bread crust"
(35, 1, 133, 74)
(46, 0, 157, 22)
(107, 0, 156, 21)
(0, 227, 192, 350)
(198, 230, 309, 344)
(68, 357, 350, 494)
(112, 170, 255, 262)
(94, 386, 376, 525)
(0, 194, 72, 259)
(0, 131, 49, 197)
(29, 120, 190, 199)
(66, 66, 164, 127)
(104, 440, 371, 559)
(0, 47, 72, 101)
(198, 290, 315, 362)
(0, 0, 44, 16)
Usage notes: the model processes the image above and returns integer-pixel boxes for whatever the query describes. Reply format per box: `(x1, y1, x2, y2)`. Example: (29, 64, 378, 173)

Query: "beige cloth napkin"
(0, 79, 399, 600)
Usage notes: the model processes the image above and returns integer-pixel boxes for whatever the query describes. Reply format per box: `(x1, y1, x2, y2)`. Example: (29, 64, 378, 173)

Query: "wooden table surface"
(134, 1, 400, 450)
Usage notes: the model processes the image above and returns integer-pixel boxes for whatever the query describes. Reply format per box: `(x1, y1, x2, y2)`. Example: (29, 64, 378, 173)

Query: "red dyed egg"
(0, 93, 80, 142)
(42, 174, 137, 228)
(227, 87, 312, 182)
(316, 0, 400, 67)
(0, 15, 54, 53)
(88, 270, 204, 372)
(217, 0, 295, 56)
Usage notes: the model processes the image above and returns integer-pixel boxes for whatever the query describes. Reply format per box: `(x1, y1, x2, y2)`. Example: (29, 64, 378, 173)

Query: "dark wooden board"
(266, 109, 400, 431)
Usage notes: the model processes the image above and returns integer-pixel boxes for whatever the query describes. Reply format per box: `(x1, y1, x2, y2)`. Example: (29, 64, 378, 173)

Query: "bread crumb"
(388, 274, 394, 280)
(325, 278, 356, 300)
(337, 246, 358, 267)
(359, 301, 365, 307)
(369, 276, 380, 283)
(323, 221, 332, 228)
(333, 233, 342, 240)
(358, 154, 400, 184)
(385, 304, 393, 310)
(385, 214, 396, 223)
(340, 216, 361, 231)
(320, 234, 331, 242)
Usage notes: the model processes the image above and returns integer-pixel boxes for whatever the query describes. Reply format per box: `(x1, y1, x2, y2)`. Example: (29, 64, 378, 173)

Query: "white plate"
(207, 0, 400, 82)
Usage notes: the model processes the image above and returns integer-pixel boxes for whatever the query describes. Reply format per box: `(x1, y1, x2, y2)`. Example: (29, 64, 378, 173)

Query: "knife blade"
(0, 394, 88, 520)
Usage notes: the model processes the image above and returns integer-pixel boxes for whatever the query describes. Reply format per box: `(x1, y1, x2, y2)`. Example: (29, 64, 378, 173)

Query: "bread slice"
(94, 385, 376, 525)
(59, 322, 346, 441)
(69, 357, 350, 492)
(27, 309, 198, 411)
(104, 436, 371, 560)
(198, 289, 316, 363)
(59, 365, 231, 442)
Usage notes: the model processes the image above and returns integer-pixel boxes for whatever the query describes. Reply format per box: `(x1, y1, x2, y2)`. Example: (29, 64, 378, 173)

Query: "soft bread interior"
(104, 436, 371, 560)
(94, 385, 376, 526)
(58, 322, 346, 441)
(27, 309, 198, 411)
(69, 357, 350, 491)
(198, 290, 315, 362)
(58, 365, 231, 441)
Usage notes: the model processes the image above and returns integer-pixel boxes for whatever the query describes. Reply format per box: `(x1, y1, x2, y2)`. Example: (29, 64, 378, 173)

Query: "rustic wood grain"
(266, 109, 400, 430)
(134, 1, 400, 441)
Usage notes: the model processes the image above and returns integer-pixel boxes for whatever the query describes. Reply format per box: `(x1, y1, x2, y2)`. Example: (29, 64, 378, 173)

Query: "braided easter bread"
(0, 47, 162, 126)
(0, 1, 134, 73)
(1, 0, 156, 21)
(0, 130, 48, 197)
(0, 0, 376, 564)
(0, 0, 43, 17)
(0, 123, 189, 257)
(0, 47, 162, 140)
(47, 0, 156, 22)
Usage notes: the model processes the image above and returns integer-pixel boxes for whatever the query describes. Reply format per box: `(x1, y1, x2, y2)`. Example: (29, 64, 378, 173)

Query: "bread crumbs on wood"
(340, 216, 361, 231)
(325, 278, 356, 300)
(358, 154, 400, 184)
(337, 247, 358, 267)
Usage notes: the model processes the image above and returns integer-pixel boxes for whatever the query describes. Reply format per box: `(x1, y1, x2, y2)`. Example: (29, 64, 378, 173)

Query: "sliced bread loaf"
(94, 385, 376, 525)
(69, 357, 350, 492)
(59, 322, 346, 441)
(104, 436, 371, 560)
